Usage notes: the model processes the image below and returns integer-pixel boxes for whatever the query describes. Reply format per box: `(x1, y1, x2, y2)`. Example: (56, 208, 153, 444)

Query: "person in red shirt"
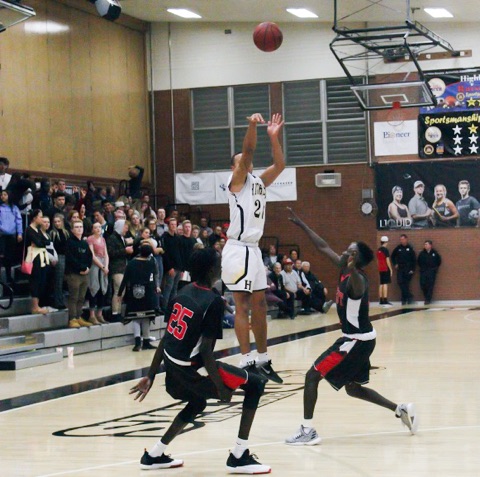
(377, 236, 393, 307)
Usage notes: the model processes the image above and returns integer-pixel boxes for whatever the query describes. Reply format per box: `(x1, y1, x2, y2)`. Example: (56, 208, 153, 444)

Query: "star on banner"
(469, 133, 478, 144)
(467, 98, 477, 107)
(453, 135, 463, 145)
(470, 144, 479, 154)
(453, 145, 463, 155)
(468, 124, 478, 134)
(452, 125, 462, 135)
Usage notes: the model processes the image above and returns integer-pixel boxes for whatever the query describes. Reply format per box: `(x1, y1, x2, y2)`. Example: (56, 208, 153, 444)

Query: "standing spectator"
(0, 190, 23, 284)
(191, 225, 202, 245)
(92, 209, 112, 237)
(263, 244, 282, 271)
(119, 243, 159, 351)
(33, 178, 53, 214)
(65, 220, 93, 328)
(146, 218, 165, 287)
(280, 258, 301, 319)
(199, 228, 210, 248)
(39, 215, 57, 311)
(105, 186, 116, 204)
(107, 219, 134, 321)
(128, 165, 144, 200)
(179, 220, 196, 290)
(408, 180, 433, 228)
(25, 209, 50, 315)
(67, 210, 80, 231)
(377, 236, 393, 307)
(162, 218, 182, 309)
(76, 203, 93, 236)
(391, 234, 416, 305)
(199, 216, 213, 236)
(87, 223, 110, 324)
(128, 211, 142, 238)
(48, 192, 67, 222)
(417, 240, 442, 305)
(50, 214, 69, 309)
(0, 157, 12, 191)
(102, 200, 115, 227)
(156, 208, 168, 237)
(301, 261, 333, 314)
(208, 225, 223, 247)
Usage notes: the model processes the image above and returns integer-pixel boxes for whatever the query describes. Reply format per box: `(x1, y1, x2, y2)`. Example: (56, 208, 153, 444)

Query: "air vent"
(315, 173, 341, 188)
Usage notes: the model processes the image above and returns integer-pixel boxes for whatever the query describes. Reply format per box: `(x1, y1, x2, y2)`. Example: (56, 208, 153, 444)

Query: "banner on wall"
(419, 69, 480, 158)
(374, 120, 418, 156)
(375, 160, 480, 230)
(176, 168, 297, 205)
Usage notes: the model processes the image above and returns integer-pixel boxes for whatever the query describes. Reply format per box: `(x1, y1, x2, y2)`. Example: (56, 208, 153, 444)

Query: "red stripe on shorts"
(314, 351, 345, 376)
(218, 367, 247, 390)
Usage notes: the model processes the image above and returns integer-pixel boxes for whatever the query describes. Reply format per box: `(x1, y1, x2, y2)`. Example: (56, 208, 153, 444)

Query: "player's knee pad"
(242, 373, 266, 410)
(179, 399, 207, 423)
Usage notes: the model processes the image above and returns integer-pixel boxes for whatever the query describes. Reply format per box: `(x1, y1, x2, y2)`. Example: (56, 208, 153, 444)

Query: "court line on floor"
(35, 423, 480, 477)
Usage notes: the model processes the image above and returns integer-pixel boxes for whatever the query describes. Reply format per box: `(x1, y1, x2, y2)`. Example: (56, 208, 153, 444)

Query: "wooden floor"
(1, 304, 480, 477)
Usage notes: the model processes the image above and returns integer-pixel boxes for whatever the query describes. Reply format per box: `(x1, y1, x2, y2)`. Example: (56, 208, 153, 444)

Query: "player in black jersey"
(130, 248, 271, 474)
(285, 208, 418, 446)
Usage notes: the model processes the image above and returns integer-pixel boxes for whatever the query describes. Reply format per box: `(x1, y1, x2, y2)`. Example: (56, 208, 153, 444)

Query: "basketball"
(253, 22, 283, 52)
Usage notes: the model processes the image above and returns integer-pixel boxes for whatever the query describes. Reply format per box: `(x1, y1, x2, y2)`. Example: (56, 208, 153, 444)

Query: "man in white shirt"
(0, 157, 12, 191)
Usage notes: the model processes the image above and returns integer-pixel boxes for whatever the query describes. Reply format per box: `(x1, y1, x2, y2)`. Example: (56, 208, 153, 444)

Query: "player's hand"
(246, 113, 265, 124)
(267, 113, 284, 138)
(130, 377, 153, 402)
(287, 207, 302, 226)
(217, 384, 233, 403)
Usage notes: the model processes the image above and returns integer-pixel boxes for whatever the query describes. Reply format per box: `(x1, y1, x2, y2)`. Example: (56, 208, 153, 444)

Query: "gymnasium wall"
(0, 0, 150, 182)
(151, 21, 480, 302)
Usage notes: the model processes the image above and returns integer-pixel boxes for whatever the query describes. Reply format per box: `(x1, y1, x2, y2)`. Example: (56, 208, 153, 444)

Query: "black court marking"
(0, 307, 414, 413)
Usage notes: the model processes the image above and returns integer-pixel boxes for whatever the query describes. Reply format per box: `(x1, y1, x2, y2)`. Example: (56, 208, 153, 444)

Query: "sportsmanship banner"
(175, 168, 297, 205)
(419, 69, 480, 158)
(375, 160, 480, 230)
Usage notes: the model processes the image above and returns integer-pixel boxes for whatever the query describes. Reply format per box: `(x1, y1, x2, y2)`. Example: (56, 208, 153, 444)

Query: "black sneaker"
(140, 449, 183, 470)
(256, 360, 283, 384)
(142, 339, 157, 350)
(226, 449, 271, 474)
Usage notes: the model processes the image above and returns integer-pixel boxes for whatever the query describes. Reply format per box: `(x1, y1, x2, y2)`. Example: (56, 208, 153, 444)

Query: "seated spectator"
(295, 261, 312, 314)
(266, 263, 290, 318)
(199, 216, 213, 236)
(0, 157, 12, 191)
(208, 225, 223, 247)
(0, 190, 23, 284)
(301, 261, 334, 314)
(221, 222, 230, 238)
(65, 220, 93, 328)
(289, 249, 299, 262)
(263, 244, 282, 271)
(280, 258, 301, 319)
(118, 243, 158, 351)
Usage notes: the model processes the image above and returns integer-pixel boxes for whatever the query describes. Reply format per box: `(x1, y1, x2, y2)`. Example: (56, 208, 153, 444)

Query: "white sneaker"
(396, 403, 418, 435)
(285, 425, 322, 446)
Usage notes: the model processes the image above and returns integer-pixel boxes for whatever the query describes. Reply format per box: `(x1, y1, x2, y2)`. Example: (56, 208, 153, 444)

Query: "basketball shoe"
(256, 360, 283, 384)
(226, 449, 271, 474)
(395, 403, 418, 435)
(140, 449, 183, 470)
(285, 425, 322, 446)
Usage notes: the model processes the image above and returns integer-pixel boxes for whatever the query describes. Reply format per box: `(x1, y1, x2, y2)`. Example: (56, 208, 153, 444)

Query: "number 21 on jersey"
(167, 303, 194, 340)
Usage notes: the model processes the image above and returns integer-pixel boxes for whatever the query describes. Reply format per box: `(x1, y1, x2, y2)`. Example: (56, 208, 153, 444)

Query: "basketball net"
(387, 101, 404, 127)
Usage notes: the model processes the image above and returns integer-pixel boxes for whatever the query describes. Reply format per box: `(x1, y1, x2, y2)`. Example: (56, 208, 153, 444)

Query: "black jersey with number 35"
(164, 283, 224, 363)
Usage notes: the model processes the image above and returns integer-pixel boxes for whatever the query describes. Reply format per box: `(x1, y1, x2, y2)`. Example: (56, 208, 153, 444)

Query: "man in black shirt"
(391, 234, 416, 305)
(162, 218, 183, 309)
(130, 248, 270, 474)
(417, 240, 442, 305)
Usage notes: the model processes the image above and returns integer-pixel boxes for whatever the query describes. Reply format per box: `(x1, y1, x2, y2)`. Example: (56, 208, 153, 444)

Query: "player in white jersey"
(221, 112, 285, 384)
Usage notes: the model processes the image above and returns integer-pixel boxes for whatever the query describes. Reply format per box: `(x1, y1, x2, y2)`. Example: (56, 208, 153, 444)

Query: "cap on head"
(380, 236, 389, 242)
(414, 180, 425, 188)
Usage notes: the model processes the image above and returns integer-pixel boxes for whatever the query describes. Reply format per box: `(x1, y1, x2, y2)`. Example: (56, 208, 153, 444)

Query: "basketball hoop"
(387, 101, 404, 127)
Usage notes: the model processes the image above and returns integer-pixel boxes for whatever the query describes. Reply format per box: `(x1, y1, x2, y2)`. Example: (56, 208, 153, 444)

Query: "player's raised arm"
(260, 113, 285, 187)
(230, 113, 265, 193)
(287, 207, 342, 267)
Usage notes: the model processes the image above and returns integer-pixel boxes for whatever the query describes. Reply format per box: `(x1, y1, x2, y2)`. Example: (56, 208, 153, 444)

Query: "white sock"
(149, 439, 167, 457)
(302, 419, 313, 431)
(239, 353, 254, 368)
(256, 352, 269, 365)
(232, 437, 248, 459)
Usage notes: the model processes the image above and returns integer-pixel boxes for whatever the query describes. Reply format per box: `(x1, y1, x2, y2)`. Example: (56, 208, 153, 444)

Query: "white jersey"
(227, 172, 266, 244)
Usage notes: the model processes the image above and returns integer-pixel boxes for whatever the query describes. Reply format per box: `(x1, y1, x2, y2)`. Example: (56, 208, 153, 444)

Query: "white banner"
(176, 168, 297, 205)
(374, 120, 418, 156)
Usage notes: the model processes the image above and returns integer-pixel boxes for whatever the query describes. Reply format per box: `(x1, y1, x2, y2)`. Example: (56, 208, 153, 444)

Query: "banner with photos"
(419, 68, 480, 158)
(375, 160, 480, 230)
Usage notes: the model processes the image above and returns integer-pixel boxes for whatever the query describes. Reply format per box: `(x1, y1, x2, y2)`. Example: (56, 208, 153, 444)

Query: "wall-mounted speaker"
(89, 0, 121, 21)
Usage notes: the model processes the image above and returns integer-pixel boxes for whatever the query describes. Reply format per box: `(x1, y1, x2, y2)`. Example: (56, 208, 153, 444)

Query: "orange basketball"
(253, 22, 283, 52)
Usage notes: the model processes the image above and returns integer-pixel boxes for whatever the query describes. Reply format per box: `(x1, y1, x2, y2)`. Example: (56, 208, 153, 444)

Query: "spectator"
(162, 218, 182, 310)
(391, 234, 416, 305)
(198, 228, 209, 248)
(25, 209, 50, 315)
(128, 211, 142, 239)
(65, 220, 93, 328)
(128, 165, 144, 200)
(87, 222, 110, 324)
(107, 219, 134, 322)
(49, 192, 67, 222)
(0, 157, 12, 191)
(199, 216, 213, 236)
(138, 200, 156, 221)
(50, 214, 69, 309)
(39, 215, 58, 311)
(295, 262, 313, 315)
(377, 236, 394, 307)
(105, 185, 116, 203)
(289, 249, 299, 262)
(102, 200, 115, 227)
(67, 210, 80, 231)
(417, 240, 442, 305)
(301, 261, 333, 314)
(92, 209, 113, 237)
(76, 203, 93, 236)
(178, 220, 197, 290)
(33, 178, 53, 214)
(267, 262, 290, 318)
(0, 189, 23, 284)
(156, 208, 168, 237)
(191, 225, 202, 245)
(208, 225, 223, 247)
(280, 258, 301, 319)
(119, 243, 158, 351)
(263, 244, 282, 271)
(146, 218, 165, 289)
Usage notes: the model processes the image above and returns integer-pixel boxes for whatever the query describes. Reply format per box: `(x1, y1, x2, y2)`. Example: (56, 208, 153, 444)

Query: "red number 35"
(167, 303, 194, 340)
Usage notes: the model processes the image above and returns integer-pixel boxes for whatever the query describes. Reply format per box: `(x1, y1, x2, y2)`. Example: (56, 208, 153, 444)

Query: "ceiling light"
(424, 8, 453, 18)
(167, 8, 201, 19)
(286, 8, 318, 19)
